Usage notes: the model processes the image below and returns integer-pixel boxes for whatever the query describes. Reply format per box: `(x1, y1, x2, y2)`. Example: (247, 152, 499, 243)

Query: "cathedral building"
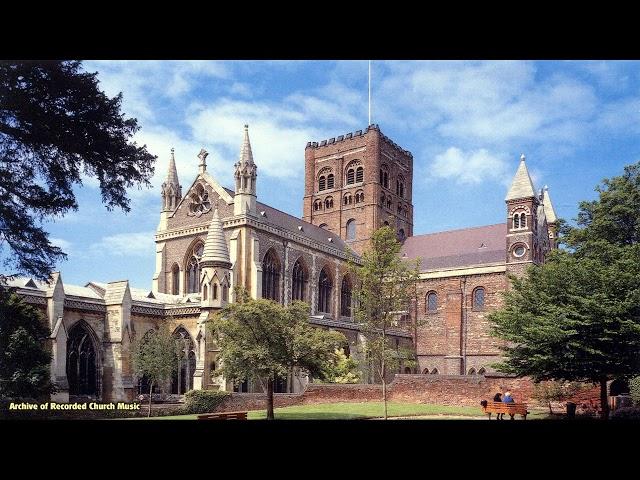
(9, 123, 557, 402)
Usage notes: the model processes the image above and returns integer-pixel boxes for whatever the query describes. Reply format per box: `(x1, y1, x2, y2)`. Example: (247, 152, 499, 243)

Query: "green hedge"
(182, 390, 231, 414)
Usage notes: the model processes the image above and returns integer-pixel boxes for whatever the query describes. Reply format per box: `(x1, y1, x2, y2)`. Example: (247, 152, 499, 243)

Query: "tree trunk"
(548, 401, 553, 415)
(148, 381, 153, 418)
(266, 375, 274, 420)
(600, 377, 609, 421)
(382, 356, 388, 420)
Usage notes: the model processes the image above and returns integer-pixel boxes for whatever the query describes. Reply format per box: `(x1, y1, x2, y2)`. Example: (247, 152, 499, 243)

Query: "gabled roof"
(221, 187, 353, 254)
(400, 224, 506, 271)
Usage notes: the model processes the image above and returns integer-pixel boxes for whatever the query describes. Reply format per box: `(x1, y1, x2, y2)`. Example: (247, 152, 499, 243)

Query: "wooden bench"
(481, 401, 529, 420)
(197, 411, 248, 420)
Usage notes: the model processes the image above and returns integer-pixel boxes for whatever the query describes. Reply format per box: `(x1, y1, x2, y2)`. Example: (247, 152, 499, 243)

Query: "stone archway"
(171, 327, 196, 394)
(610, 379, 629, 396)
(66, 320, 100, 398)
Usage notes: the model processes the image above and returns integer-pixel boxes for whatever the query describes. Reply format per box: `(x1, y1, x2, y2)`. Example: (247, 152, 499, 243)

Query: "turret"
(542, 185, 559, 249)
(233, 125, 257, 216)
(200, 207, 231, 309)
(505, 154, 539, 274)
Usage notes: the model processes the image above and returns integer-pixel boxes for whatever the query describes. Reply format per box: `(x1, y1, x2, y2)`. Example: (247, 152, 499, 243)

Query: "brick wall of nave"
(414, 271, 507, 375)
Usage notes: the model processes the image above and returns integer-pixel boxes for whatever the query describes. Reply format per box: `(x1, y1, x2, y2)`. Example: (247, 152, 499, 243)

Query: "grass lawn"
(127, 402, 543, 420)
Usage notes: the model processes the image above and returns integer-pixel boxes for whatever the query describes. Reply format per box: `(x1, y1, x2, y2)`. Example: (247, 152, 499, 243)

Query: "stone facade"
(11, 124, 559, 404)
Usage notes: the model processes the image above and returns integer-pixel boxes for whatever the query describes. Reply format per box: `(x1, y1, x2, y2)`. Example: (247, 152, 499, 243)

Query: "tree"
(531, 380, 585, 414)
(0, 288, 53, 399)
(131, 327, 180, 417)
(315, 348, 361, 384)
(351, 226, 420, 420)
(489, 162, 640, 420)
(0, 61, 156, 282)
(209, 291, 346, 420)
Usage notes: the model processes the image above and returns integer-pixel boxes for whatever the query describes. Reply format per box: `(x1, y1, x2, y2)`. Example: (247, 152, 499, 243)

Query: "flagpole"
(368, 60, 371, 125)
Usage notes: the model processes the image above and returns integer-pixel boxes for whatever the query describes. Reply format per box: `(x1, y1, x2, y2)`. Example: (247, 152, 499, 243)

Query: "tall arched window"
(346, 168, 355, 185)
(513, 213, 520, 229)
(379, 194, 385, 206)
(327, 174, 334, 189)
(346, 219, 356, 240)
(398, 228, 406, 242)
(426, 291, 437, 312)
(171, 264, 180, 295)
(340, 275, 352, 317)
(319, 176, 326, 191)
(186, 242, 204, 294)
(292, 258, 308, 302)
(386, 198, 392, 209)
(67, 321, 98, 397)
(356, 166, 364, 183)
(171, 327, 196, 394)
(520, 212, 526, 228)
(317, 267, 332, 314)
(380, 165, 389, 188)
(262, 249, 281, 302)
(473, 287, 485, 310)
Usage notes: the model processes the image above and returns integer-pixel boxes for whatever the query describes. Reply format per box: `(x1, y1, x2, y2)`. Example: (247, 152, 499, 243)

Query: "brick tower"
(302, 124, 413, 255)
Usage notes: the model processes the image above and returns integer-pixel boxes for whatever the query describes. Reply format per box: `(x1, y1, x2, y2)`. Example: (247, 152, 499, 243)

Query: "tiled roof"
(221, 187, 353, 254)
(400, 224, 506, 271)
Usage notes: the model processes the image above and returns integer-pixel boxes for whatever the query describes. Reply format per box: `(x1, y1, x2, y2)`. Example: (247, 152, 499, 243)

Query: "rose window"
(188, 184, 211, 216)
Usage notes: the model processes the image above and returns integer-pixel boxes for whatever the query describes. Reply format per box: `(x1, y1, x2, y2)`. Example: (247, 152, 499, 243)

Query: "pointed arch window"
(327, 174, 334, 189)
(340, 276, 352, 317)
(171, 264, 180, 295)
(67, 321, 98, 397)
(171, 328, 196, 394)
(380, 165, 389, 188)
(478, 367, 486, 375)
(262, 249, 281, 303)
(212, 283, 218, 300)
(398, 228, 406, 242)
(292, 259, 308, 302)
(317, 267, 332, 314)
(186, 242, 204, 294)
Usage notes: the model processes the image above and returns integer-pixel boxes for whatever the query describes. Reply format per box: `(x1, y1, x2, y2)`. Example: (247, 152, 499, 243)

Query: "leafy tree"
(315, 348, 361, 384)
(0, 288, 53, 399)
(209, 291, 346, 420)
(490, 162, 640, 420)
(531, 380, 586, 414)
(131, 327, 180, 417)
(0, 61, 156, 282)
(351, 226, 420, 420)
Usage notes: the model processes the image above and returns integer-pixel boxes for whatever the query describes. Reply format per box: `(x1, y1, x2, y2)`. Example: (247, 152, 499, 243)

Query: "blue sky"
(29, 60, 640, 289)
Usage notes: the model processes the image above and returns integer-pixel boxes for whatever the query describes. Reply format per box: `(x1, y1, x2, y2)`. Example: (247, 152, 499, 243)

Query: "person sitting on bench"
(493, 392, 504, 419)
(503, 391, 515, 419)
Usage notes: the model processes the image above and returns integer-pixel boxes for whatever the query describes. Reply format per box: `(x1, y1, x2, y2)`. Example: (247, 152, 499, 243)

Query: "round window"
(513, 245, 526, 257)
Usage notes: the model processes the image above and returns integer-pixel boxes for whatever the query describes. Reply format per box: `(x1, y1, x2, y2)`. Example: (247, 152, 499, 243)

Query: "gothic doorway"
(171, 327, 196, 394)
(67, 320, 99, 398)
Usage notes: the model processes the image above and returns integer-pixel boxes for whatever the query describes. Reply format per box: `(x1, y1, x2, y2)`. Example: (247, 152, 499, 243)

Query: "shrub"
(611, 407, 640, 420)
(183, 390, 230, 414)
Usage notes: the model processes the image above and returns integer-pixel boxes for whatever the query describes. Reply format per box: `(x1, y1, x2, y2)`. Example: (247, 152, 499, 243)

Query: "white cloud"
(89, 231, 156, 257)
(431, 147, 510, 185)
(49, 237, 72, 253)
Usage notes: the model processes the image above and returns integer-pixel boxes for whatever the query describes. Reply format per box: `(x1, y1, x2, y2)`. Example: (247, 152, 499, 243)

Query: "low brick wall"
(214, 374, 538, 412)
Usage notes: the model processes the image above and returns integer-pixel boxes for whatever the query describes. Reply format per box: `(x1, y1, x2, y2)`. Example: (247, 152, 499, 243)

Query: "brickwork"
(414, 272, 507, 375)
(213, 375, 538, 413)
(302, 125, 414, 254)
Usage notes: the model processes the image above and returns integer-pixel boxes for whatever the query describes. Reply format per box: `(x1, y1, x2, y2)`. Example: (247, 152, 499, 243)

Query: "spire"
(200, 207, 231, 267)
(239, 124, 254, 166)
(166, 148, 179, 185)
(542, 185, 558, 223)
(161, 148, 181, 212)
(505, 153, 536, 201)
